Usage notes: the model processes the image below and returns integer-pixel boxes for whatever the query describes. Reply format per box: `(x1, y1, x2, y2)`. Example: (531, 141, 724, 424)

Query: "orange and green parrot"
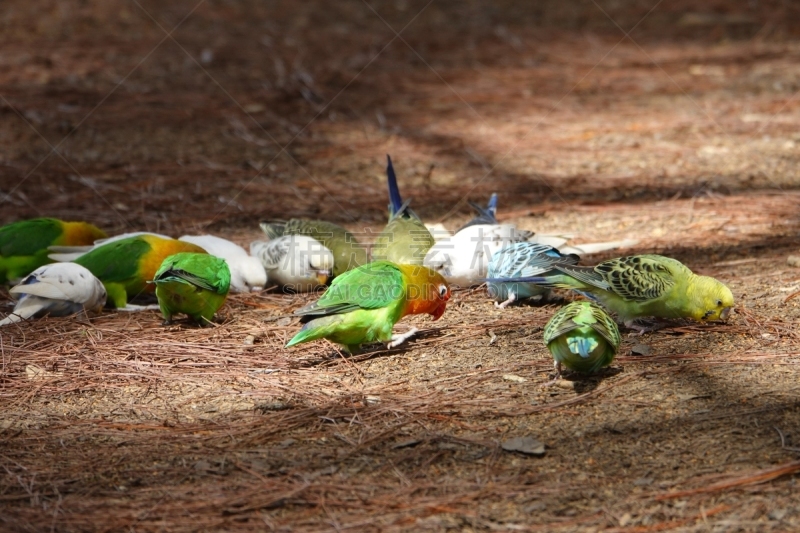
(286, 260, 451, 353)
(67, 235, 207, 308)
(0, 217, 107, 284)
(371, 156, 435, 266)
(154, 252, 231, 326)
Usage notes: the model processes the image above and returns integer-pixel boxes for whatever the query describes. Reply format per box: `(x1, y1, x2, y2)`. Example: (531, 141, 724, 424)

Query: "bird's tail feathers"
(486, 193, 498, 217)
(47, 245, 91, 262)
(466, 195, 499, 225)
(483, 275, 556, 287)
(285, 315, 343, 347)
(386, 154, 404, 216)
(259, 221, 287, 240)
(0, 299, 43, 326)
(567, 336, 599, 359)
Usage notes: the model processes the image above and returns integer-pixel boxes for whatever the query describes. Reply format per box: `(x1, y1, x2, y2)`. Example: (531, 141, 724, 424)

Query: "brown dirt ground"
(2, 1, 800, 531)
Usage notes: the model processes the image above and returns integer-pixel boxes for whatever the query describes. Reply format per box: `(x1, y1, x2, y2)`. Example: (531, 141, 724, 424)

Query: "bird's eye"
(716, 299, 723, 307)
(439, 285, 448, 298)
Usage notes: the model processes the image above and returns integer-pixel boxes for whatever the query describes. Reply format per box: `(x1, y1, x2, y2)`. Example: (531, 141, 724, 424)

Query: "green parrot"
(259, 219, 367, 277)
(488, 254, 734, 332)
(543, 301, 621, 377)
(371, 155, 435, 266)
(285, 260, 451, 353)
(0, 217, 107, 284)
(154, 252, 231, 325)
(66, 235, 207, 308)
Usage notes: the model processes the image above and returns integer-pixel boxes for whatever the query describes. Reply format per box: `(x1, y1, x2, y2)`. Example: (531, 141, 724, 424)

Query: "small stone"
(501, 436, 546, 456)
(524, 502, 547, 513)
(634, 477, 653, 486)
(243, 335, 255, 345)
(631, 344, 651, 356)
(393, 439, 422, 449)
(555, 380, 576, 390)
(276, 316, 292, 326)
(768, 509, 787, 521)
(787, 256, 800, 268)
(503, 374, 527, 383)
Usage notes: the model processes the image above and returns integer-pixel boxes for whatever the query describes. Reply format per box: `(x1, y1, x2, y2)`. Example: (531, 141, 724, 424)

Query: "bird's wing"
(489, 242, 579, 278)
(179, 235, 248, 258)
(592, 255, 677, 301)
(9, 264, 101, 302)
(543, 303, 585, 344)
(155, 254, 230, 294)
(251, 238, 290, 270)
(0, 219, 62, 257)
(294, 261, 403, 317)
(587, 303, 621, 348)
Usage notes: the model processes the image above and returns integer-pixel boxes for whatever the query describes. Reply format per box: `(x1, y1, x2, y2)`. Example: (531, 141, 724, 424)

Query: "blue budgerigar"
(486, 242, 580, 308)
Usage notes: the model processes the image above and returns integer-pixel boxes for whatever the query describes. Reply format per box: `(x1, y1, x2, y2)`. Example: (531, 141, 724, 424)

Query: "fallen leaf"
(501, 436, 545, 456)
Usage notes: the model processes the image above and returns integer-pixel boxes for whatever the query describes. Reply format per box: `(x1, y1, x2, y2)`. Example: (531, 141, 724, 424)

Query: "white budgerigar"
(0, 263, 107, 326)
(424, 223, 530, 287)
(250, 235, 334, 293)
(178, 235, 266, 293)
(424, 194, 534, 287)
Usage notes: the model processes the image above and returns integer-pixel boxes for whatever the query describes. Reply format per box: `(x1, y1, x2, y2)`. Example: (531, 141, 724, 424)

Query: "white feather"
(48, 232, 172, 262)
(424, 223, 452, 243)
(0, 263, 107, 326)
(424, 224, 526, 287)
(558, 238, 639, 256)
(179, 235, 267, 293)
(250, 235, 333, 292)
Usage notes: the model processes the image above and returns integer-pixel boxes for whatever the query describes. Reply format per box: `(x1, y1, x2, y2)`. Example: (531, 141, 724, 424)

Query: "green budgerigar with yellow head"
(371, 155, 435, 266)
(488, 254, 734, 332)
(154, 252, 231, 326)
(544, 301, 621, 377)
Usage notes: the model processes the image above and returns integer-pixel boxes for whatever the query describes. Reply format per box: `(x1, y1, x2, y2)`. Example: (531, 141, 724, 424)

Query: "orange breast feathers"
(397, 264, 451, 320)
(139, 236, 207, 289)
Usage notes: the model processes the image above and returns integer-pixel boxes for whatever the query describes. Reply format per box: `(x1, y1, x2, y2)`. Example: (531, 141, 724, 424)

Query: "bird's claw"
(387, 327, 419, 349)
(494, 292, 516, 310)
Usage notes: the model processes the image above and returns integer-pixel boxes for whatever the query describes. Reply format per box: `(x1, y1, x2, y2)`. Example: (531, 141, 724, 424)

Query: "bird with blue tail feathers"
(424, 193, 536, 287)
(371, 155, 435, 266)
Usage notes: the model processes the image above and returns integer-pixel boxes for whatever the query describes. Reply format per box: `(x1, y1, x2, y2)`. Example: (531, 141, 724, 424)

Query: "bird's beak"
(431, 300, 448, 321)
(720, 307, 732, 321)
(316, 270, 331, 286)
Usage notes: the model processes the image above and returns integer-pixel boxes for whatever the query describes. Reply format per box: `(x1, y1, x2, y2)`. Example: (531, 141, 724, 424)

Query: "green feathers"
(286, 261, 408, 352)
(521, 254, 734, 325)
(154, 252, 231, 325)
(0, 218, 107, 284)
(73, 235, 206, 308)
(544, 301, 620, 374)
(260, 219, 367, 277)
(371, 156, 435, 265)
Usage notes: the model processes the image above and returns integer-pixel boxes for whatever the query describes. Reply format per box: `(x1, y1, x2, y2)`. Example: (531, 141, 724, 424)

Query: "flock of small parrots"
(0, 156, 735, 379)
